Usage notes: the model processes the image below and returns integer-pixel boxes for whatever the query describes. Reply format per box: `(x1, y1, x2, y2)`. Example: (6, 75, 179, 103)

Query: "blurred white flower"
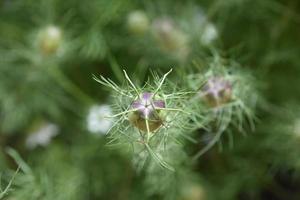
(200, 23, 218, 45)
(26, 123, 59, 149)
(189, 9, 218, 45)
(87, 105, 113, 135)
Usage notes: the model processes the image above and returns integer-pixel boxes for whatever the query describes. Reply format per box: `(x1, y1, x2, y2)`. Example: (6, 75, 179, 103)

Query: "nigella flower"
(86, 105, 113, 135)
(191, 64, 258, 160)
(201, 76, 232, 107)
(94, 69, 187, 137)
(129, 92, 166, 132)
(94, 69, 189, 171)
(26, 123, 59, 149)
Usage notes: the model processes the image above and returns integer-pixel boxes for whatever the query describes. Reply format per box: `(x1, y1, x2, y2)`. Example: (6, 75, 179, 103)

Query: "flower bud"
(127, 10, 150, 35)
(38, 25, 62, 55)
(201, 77, 232, 107)
(180, 183, 206, 200)
(128, 92, 166, 132)
(152, 18, 189, 59)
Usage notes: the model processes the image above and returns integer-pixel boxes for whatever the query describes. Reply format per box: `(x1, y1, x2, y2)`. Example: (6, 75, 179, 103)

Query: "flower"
(87, 105, 113, 135)
(201, 77, 232, 107)
(200, 23, 218, 45)
(128, 92, 166, 132)
(26, 123, 59, 149)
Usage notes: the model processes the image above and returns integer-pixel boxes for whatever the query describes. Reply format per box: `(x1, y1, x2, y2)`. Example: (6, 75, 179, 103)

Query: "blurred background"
(1, 0, 300, 199)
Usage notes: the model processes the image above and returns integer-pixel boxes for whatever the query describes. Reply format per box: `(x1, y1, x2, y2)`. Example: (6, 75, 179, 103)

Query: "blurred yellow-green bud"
(152, 18, 189, 59)
(38, 25, 62, 55)
(127, 10, 150, 35)
(180, 183, 206, 200)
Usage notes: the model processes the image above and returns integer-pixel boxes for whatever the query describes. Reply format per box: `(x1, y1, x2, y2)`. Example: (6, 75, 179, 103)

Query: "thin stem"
(145, 117, 151, 143)
(108, 54, 124, 83)
(153, 69, 173, 96)
(93, 75, 132, 98)
(192, 130, 224, 160)
(106, 109, 138, 118)
(123, 70, 140, 97)
(155, 107, 190, 115)
(6, 147, 32, 174)
(0, 167, 19, 199)
(144, 143, 175, 171)
(192, 108, 232, 160)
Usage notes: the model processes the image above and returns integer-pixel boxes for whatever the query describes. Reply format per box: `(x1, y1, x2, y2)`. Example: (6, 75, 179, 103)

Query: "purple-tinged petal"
(128, 92, 166, 132)
(142, 92, 153, 100)
(143, 108, 151, 118)
(201, 76, 232, 106)
(132, 100, 144, 109)
(153, 100, 165, 108)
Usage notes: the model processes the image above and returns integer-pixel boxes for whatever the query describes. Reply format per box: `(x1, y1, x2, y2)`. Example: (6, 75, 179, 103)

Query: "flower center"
(131, 92, 165, 119)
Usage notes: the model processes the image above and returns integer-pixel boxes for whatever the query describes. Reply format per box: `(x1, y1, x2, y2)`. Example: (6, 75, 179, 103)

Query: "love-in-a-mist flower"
(87, 105, 113, 135)
(191, 63, 257, 160)
(201, 76, 232, 107)
(94, 69, 189, 171)
(128, 92, 166, 132)
(26, 122, 59, 149)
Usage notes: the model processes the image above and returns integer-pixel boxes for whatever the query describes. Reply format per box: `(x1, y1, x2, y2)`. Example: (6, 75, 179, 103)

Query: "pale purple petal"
(132, 100, 144, 109)
(142, 92, 153, 100)
(153, 100, 165, 108)
(201, 76, 232, 105)
(143, 108, 151, 118)
(130, 92, 166, 119)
